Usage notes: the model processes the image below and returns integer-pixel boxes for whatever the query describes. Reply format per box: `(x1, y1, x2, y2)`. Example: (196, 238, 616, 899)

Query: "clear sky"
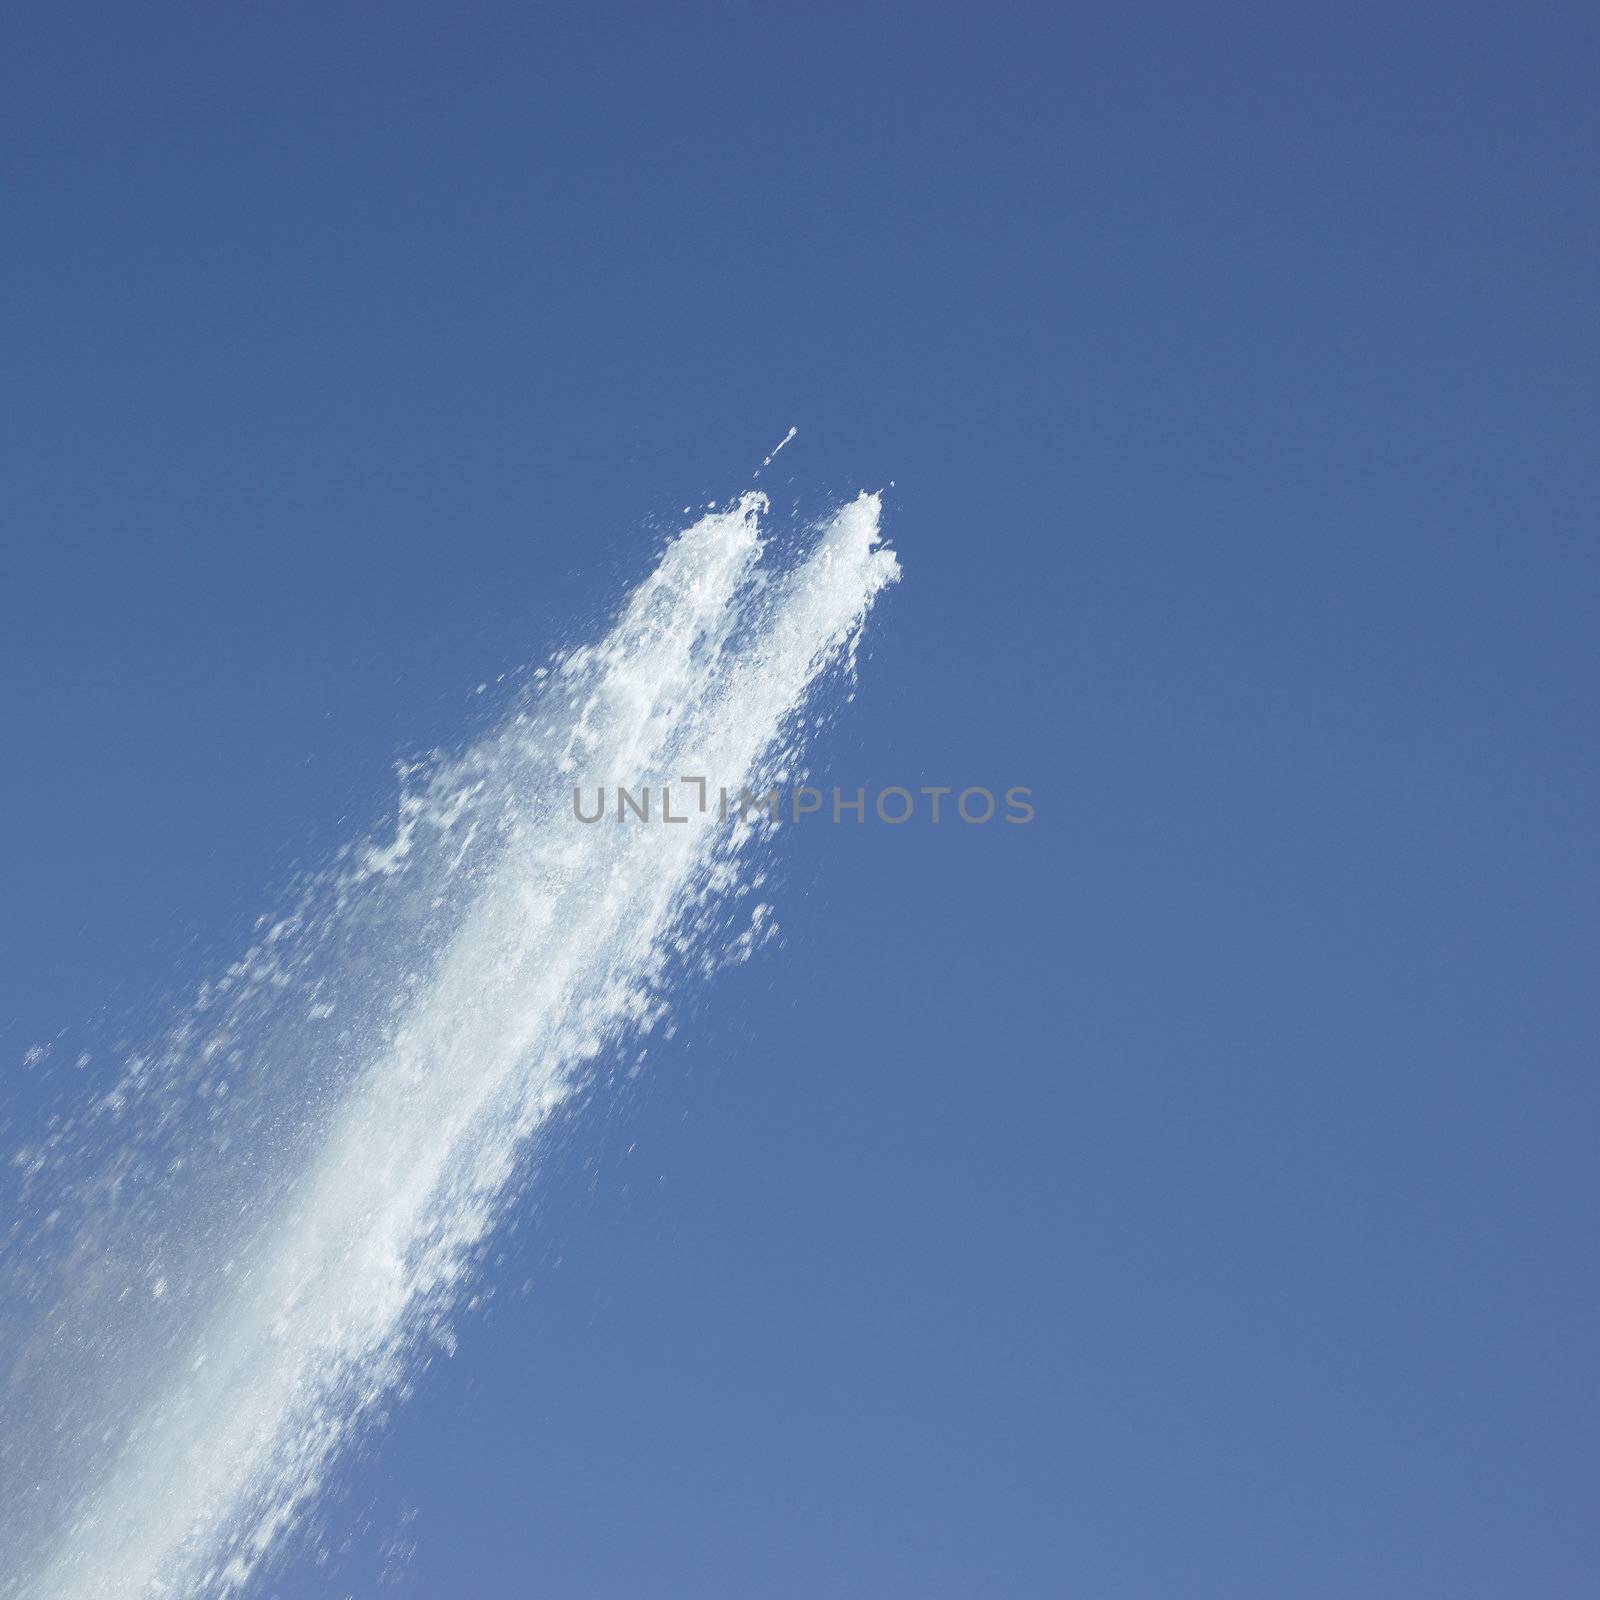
(2, 4, 1596, 1597)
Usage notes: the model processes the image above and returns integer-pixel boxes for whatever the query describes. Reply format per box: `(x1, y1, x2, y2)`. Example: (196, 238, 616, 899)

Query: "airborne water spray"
(1, 491, 899, 1599)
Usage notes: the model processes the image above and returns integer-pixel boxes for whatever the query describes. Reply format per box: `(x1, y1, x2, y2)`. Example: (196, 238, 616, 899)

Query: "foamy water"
(1, 491, 898, 1598)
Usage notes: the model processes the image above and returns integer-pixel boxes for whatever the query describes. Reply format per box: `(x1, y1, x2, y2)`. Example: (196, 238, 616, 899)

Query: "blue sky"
(2, 4, 1596, 1597)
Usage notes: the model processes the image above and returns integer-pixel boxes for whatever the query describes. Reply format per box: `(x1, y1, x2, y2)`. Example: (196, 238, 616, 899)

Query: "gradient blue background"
(3, 5, 1596, 1597)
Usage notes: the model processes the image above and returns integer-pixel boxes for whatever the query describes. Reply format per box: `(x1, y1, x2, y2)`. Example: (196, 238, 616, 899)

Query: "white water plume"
(1, 490, 899, 1599)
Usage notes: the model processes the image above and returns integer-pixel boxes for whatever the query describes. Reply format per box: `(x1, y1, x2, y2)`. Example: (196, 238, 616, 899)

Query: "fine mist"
(1, 491, 899, 1599)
